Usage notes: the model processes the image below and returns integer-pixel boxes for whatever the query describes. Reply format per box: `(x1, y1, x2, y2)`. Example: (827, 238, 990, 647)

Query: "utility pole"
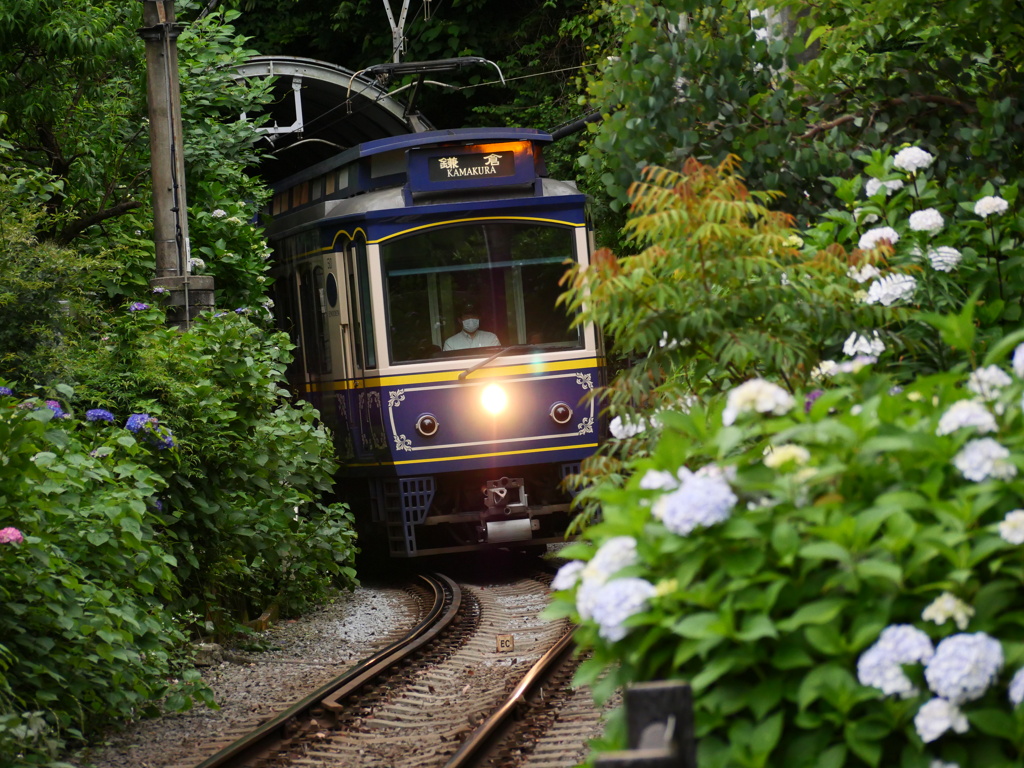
(138, 0, 214, 327)
(382, 0, 411, 63)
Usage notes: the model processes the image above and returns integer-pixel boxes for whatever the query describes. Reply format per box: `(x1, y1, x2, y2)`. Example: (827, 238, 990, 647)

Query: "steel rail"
(442, 627, 576, 768)
(193, 572, 461, 768)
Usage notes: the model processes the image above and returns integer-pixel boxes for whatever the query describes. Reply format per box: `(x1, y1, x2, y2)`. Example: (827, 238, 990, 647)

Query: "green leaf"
(736, 613, 777, 641)
(673, 611, 728, 640)
(967, 708, 1018, 740)
(778, 598, 849, 633)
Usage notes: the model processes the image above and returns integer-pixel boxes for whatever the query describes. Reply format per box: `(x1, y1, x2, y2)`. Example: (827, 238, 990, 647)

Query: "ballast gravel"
(68, 586, 411, 768)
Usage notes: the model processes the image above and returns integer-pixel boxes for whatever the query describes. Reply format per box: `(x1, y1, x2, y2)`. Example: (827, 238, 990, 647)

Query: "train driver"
(442, 304, 500, 351)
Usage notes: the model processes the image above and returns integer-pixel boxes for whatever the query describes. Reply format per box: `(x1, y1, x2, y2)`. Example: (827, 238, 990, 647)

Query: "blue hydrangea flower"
(0, 386, 12, 396)
(129, 302, 149, 312)
(126, 413, 175, 449)
(126, 413, 152, 432)
(86, 408, 115, 423)
(44, 400, 66, 419)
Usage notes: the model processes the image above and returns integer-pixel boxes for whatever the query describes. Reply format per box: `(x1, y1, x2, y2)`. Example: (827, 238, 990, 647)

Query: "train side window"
(354, 241, 377, 369)
(298, 265, 328, 375)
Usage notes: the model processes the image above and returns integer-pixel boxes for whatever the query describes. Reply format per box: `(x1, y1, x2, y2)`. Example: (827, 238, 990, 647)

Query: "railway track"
(180, 569, 611, 768)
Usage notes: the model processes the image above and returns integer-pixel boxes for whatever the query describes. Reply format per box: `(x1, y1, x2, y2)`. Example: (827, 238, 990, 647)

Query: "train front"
(358, 132, 603, 556)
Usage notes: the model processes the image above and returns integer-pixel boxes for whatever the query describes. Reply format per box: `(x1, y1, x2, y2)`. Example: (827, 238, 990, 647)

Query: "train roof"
(269, 127, 554, 195)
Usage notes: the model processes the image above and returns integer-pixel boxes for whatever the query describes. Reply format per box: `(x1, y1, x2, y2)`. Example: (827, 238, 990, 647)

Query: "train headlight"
(480, 384, 508, 415)
(549, 401, 573, 425)
(415, 413, 440, 437)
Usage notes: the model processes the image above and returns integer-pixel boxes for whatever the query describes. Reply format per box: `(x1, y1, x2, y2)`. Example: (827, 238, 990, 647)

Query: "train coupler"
(479, 476, 538, 543)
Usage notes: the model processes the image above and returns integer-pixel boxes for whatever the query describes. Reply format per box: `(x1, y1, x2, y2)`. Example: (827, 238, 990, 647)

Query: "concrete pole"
(138, 0, 214, 326)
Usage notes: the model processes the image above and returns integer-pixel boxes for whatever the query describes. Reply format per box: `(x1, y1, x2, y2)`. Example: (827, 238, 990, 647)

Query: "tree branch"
(800, 93, 977, 140)
(54, 200, 144, 245)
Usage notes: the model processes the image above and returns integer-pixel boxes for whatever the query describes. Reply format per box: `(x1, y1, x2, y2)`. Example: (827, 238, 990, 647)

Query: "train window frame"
(379, 220, 584, 366)
(353, 239, 378, 370)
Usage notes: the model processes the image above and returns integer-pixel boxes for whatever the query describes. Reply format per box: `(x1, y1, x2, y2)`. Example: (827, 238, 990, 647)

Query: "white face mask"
(462, 318, 480, 334)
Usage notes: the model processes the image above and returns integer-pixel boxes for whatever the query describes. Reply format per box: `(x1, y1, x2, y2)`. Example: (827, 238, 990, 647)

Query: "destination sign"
(427, 150, 515, 182)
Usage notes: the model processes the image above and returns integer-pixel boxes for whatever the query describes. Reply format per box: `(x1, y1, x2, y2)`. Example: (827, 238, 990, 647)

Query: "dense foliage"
(0, 2, 358, 763)
(579, 0, 1024, 221)
(553, 143, 1024, 766)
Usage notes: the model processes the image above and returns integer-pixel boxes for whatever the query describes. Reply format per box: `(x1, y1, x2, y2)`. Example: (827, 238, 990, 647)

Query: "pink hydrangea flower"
(0, 527, 24, 544)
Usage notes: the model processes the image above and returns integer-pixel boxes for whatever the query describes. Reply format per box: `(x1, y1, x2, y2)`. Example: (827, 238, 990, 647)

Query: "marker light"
(549, 402, 573, 425)
(415, 413, 439, 437)
(481, 384, 508, 414)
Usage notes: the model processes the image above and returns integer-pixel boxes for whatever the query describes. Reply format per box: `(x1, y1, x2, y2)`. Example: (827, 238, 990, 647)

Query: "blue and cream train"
(264, 127, 604, 556)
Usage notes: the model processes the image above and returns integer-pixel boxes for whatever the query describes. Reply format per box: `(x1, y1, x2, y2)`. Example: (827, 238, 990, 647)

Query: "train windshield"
(381, 221, 582, 364)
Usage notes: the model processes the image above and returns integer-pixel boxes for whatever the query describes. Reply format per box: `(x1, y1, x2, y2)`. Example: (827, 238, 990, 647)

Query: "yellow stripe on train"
(305, 357, 603, 392)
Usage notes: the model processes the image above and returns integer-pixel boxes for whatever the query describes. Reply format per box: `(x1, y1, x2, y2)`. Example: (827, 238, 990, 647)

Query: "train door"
(344, 237, 386, 463)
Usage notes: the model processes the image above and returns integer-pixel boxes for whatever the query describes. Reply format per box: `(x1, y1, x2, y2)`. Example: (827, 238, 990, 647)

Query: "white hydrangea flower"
(848, 264, 881, 283)
(853, 207, 880, 224)
(639, 469, 678, 491)
(1009, 667, 1024, 707)
(998, 509, 1024, 545)
(865, 178, 905, 197)
(953, 438, 1016, 482)
(763, 444, 810, 469)
(652, 467, 737, 536)
(212, 208, 227, 218)
(893, 146, 935, 173)
(589, 577, 657, 641)
(843, 331, 885, 357)
(909, 208, 944, 233)
(551, 560, 585, 591)
(864, 273, 916, 306)
(931, 760, 959, 768)
(927, 246, 962, 272)
(974, 195, 1009, 218)
(857, 624, 934, 698)
(915, 698, 969, 743)
(582, 536, 639, 586)
(610, 415, 646, 439)
(921, 592, 975, 630)
(835, 355, 877, 373)
(722, 378, 795, 426)
(694, 463, 738, 483)
(811, 360, 838, 380)
(1013, 343, 1024, 378)
(924, 632, 1003, 704)
(859, 226, 900, 250)
(967, 365, 1012, 400)
(188, 257, 206, 271)
(576, 578, 602, 621)
(935, 400, 997, 436)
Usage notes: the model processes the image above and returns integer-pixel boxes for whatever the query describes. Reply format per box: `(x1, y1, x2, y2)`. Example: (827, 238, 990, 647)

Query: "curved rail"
(443, 628, 576, 768)
(194, 572, 461, 768)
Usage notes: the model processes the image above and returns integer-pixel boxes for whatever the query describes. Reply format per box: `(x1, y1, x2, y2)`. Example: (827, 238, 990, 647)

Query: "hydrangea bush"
(0, 385, 213, 762)
(554, 146, 1024, 767)
(549, 358, 1024, 766)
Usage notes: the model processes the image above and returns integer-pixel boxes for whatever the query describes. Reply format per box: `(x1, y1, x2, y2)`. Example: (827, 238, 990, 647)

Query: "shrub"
(549, 359, 1024, 767)
(552, 148, 1024, 766)
(60, 303, 359, 625)
(0, 389, 213, 763)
